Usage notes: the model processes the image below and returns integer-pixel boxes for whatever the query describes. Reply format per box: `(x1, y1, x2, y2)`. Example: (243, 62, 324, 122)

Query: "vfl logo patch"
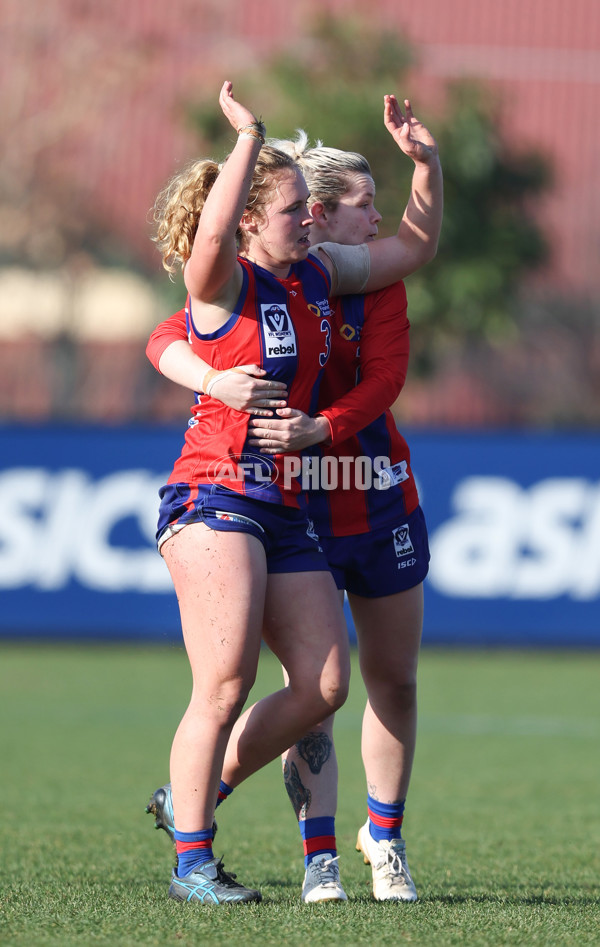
(392, 524, 414, 558)
(378, 461, 409, 488)
(261, 303, 297, 358)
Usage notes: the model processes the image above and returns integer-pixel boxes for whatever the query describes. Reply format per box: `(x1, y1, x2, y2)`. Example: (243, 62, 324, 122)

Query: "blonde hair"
(268, 130, 372, 211)
(152, 146, 297, 273)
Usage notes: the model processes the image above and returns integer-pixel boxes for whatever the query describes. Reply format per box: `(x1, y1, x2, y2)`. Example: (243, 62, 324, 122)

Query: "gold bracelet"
(237, 121, 266, 145)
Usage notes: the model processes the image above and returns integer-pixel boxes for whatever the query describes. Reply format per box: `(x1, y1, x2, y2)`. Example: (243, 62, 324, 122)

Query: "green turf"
(1, 643, 599, 946)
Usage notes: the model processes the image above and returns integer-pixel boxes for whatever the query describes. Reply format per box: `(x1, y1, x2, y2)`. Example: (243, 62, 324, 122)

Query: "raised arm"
(372, 96, 443, 280)
(319, 95, 443, 295)
(183, 82, 264, 325)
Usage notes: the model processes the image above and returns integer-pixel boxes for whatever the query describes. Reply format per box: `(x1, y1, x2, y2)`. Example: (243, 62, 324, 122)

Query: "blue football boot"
(169, 856, 262, 905)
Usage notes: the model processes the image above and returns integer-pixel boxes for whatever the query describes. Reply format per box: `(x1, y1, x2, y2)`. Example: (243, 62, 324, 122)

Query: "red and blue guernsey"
(164, 255, 333, 508)
(306, 281, 420, 537)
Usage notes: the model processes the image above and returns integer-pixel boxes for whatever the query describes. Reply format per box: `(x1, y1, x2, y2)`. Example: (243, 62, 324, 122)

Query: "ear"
(309, 201, 328, 225)
(239, 212, 259, 234)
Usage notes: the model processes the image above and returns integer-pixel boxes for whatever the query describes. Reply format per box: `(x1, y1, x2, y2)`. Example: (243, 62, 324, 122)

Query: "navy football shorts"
(157, 482, 328, 574)
(318, 505, 430, 597)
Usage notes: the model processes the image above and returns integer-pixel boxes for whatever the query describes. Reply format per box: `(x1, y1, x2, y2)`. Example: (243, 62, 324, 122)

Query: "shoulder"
(366, 279, 407, 307)
(303, 249, 333, 282)
(310, 243, 370, 296)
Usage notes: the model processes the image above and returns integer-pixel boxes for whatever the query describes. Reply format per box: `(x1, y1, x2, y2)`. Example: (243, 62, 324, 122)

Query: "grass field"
(1, 642, 599, 946)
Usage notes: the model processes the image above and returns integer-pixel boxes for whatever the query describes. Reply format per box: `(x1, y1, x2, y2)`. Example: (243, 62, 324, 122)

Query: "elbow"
(412, 237, 439, 271)
(145, 338, 158, 368)
(380, 372, 407, 401)
(423, 240, 439, 265)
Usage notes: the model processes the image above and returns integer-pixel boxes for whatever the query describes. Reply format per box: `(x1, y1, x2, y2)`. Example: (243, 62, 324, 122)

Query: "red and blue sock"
(299, 816, 337, 867)
(216, 779, 233, 807)
(367, 794, 405, 842)
(173, 781, 232, 876)
(173, 827, 214, 877)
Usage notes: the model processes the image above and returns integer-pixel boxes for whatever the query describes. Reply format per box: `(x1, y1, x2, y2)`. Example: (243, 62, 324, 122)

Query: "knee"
(289, 663, 349, 718)
(329, 672, 350, 712)
(368, 679, 417, 716)
(191, 673, 254, 727)
(361, 653, 417, 704)
(393, 680, 417, 714)
(213, 685, 249, 725)
(315, 666, 350, 716)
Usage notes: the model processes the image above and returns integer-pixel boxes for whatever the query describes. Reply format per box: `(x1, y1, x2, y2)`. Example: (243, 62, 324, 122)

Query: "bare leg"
(281, 714, 338, 821)
(349, 583, 423, 804)
(278, 589, 345, 822)
(221, 570, 349, 788)
(162, 524, 267, 832)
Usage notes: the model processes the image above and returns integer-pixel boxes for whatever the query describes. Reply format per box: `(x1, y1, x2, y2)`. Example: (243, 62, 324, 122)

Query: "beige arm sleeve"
(311, 242, 371, 296)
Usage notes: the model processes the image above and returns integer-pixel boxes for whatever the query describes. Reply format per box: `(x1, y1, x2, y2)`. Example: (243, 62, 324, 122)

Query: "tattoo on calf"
(283, 759, 312, 820)
(367, 781, 405, 806)
(296, 732, 332, 774)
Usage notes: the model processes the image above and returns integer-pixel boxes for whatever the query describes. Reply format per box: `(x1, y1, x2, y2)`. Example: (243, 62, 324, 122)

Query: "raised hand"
(219, 80, 260, 135)
(384, 95, 439, 164)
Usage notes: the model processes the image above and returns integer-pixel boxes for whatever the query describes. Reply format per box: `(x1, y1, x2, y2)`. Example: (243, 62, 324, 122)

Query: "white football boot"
(356, 822, 418, 901)
(301, 853, 348, 903)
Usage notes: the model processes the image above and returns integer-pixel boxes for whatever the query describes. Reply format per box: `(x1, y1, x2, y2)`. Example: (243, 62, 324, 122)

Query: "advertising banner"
(410, 431, 600, 646)
(1, 426, 598, 646)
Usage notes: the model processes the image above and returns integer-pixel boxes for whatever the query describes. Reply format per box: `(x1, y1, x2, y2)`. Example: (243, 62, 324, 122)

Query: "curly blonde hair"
(152, 146, 297, 273)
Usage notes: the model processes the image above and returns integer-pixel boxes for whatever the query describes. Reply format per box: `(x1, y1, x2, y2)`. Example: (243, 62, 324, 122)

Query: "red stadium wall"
(3, 0, 599, 296)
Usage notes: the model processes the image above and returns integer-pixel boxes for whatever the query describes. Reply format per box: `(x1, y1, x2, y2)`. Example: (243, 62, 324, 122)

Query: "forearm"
(319, 289, 410, 444)
(320, 369, 405, 445)
(301, 415, 332, 448)
(184, 83, 264, 300)
(364, 157, 443, 292)
(184, 137, 261, 298)
(197, 139, 260, 246)
(146, 308, 188, 372)
(360, 96, 443, 291)
(396, 155, 444, 266)
(149, 334, 288, 414)
(157, 341, 210, 393)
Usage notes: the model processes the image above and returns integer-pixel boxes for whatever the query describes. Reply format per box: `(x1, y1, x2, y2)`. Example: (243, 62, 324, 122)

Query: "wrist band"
(206, 367, 247, 397)
(237, 121, 266, 145)
(205, 371, 225, 396)
(238, 131, 264, 145)
(201, 368, 220, 394)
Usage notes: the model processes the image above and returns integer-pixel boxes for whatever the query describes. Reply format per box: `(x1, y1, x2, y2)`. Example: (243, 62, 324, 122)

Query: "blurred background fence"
(1, 0, 599, 643)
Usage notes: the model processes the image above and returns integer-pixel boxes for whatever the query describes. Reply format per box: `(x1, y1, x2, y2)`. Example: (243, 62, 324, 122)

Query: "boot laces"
(312, 854, 341, 886)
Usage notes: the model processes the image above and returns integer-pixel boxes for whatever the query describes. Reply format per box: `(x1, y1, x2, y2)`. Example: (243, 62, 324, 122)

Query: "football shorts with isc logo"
(318, 504, 430, 597)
